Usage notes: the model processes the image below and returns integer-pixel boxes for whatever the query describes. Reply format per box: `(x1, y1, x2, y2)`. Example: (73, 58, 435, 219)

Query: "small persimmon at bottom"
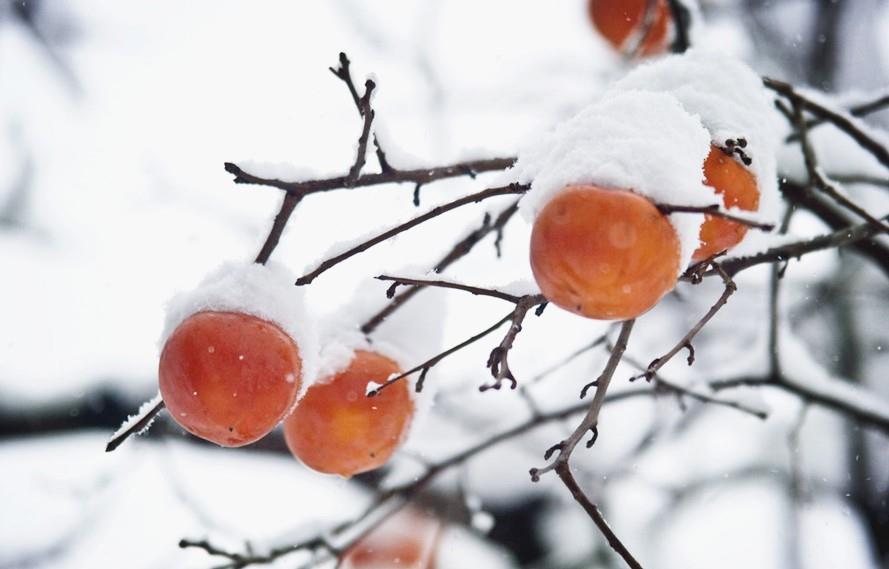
(284, 350, 414, 478)
(530, 185, 681, 320)
(341, 508, 441, 569)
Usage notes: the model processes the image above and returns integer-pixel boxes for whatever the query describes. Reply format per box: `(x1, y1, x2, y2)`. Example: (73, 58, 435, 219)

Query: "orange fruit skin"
(692, 146, 760, 262)
(530, 185, 681, 320)
(342, 510, 441, 569)
(284, 350, 414, 478)
(588, 0, 671, 56)
(159, 311, 302, 447)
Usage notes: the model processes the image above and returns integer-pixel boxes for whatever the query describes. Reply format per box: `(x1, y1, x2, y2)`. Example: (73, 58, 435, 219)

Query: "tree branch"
(765, 77, 889, 171)
(223, 157, 516, 197)
(656, 203, 775, 231)
(632, 263, 737, 381)
(361, 201, 519, 334)
(295, 183, 528, 285)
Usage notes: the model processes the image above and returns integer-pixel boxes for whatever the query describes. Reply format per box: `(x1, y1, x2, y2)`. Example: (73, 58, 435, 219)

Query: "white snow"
(372, 122, 429, 170)
(105, 391, 163, 445)
(509, 89, 715, 273)
(611, 49, 783, 226)
(161, 261, 320, 396)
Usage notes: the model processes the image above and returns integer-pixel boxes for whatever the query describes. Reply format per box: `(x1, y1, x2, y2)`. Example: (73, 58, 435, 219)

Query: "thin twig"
(656, 203, 775, 231)
(789, 100, 889, 234)
(368, 311, 516, 396)
(529, 319, 642, 569)
(223, 157, 516, 197)
(786, 92, 889, 142)
(295, 183, 528, 285)
(696, 217, 889, 278)
(482, 295, 548, 391)
(361, 201, 519, 334)
(765, 77, 889, 171)
(346, 79, 377, 184)
(329, 52, 393, 173)
(530, 320, 636, 479)
(104, 398, 165, 453)
(376, 276, 525, 303)
(632, 263, 737, 381)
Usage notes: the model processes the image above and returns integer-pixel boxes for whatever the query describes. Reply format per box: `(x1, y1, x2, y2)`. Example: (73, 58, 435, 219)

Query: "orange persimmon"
(342, 509, 441, 569)
(284, 350, 413, 478)
(588, 0, 671, 56)
(530, 185, 681, 320)
(159, 311, 302, 447)
(692, 145, 760, 262)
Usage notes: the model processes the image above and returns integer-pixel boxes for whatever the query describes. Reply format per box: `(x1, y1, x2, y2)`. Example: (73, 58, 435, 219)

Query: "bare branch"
(482, 295, 548, 391)
(711, 375, 889, 434)
(632, 263, 737, 382)
(375, 275, 525, 303)
(223, 157, 516, 197)
(529, 319, 642, 569)
(295, 183, 528, 285)
(656, 202, 775, 231)
(765, 77, 889, 171)
(530, 319, 636, 480)
(361, 201, 519, 335)
(368, 311, 516, 397)
(105, 396, 165, 453)
(786, 92, 889, 142)
(697, 216, 889, 278)
(788, 100, 889, 234)
(346, 79, 377, 184)
(779, 179, 889, 277)
(254, 193, 302, 264)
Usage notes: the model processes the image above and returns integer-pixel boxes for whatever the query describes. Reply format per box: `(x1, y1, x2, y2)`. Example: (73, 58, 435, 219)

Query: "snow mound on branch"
(611, 49, 782, 224)
(511, 89, 714, 273)
(160, 262, 319, 397)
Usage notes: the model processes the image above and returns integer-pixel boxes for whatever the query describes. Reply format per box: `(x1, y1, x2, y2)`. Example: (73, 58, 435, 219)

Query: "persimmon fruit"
(159, 311, 303, 447)
(588, 0, 671, 56)
(529, 185, 681, 320)
(284, 350, 414, 478)
(692, 145, 760, 262)
(342, 509, 441, 569)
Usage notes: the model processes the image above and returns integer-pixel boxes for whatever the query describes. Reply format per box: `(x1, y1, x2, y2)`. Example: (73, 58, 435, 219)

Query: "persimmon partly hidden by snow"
(284, 350, 414, 477)
(341, 509, 442, 569)
(693, 145, 761, 261)
(511, 90, 713, 275)
(611, 50, 782, 227)
(159, 311, 303, 447)
(588, 0, 671, 56)
(530, 184, 680, 320)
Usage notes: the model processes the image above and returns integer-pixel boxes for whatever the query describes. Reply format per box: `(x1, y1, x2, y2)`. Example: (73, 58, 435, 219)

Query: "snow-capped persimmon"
(588, 0, 671, 56)
(530, 185, 680, 320)
(692, 145, 760, 262)
(342, 509, 441, 569)
(159, 311, 302, 447)
(284, 350, 413, 478)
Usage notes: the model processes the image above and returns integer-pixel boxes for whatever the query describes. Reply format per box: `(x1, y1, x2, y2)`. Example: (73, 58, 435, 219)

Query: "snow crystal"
(106, 392, 163, 445)
(160, 261, 319, 398)
(611, 49, 783, 225)
(509, 89, 715, 273)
